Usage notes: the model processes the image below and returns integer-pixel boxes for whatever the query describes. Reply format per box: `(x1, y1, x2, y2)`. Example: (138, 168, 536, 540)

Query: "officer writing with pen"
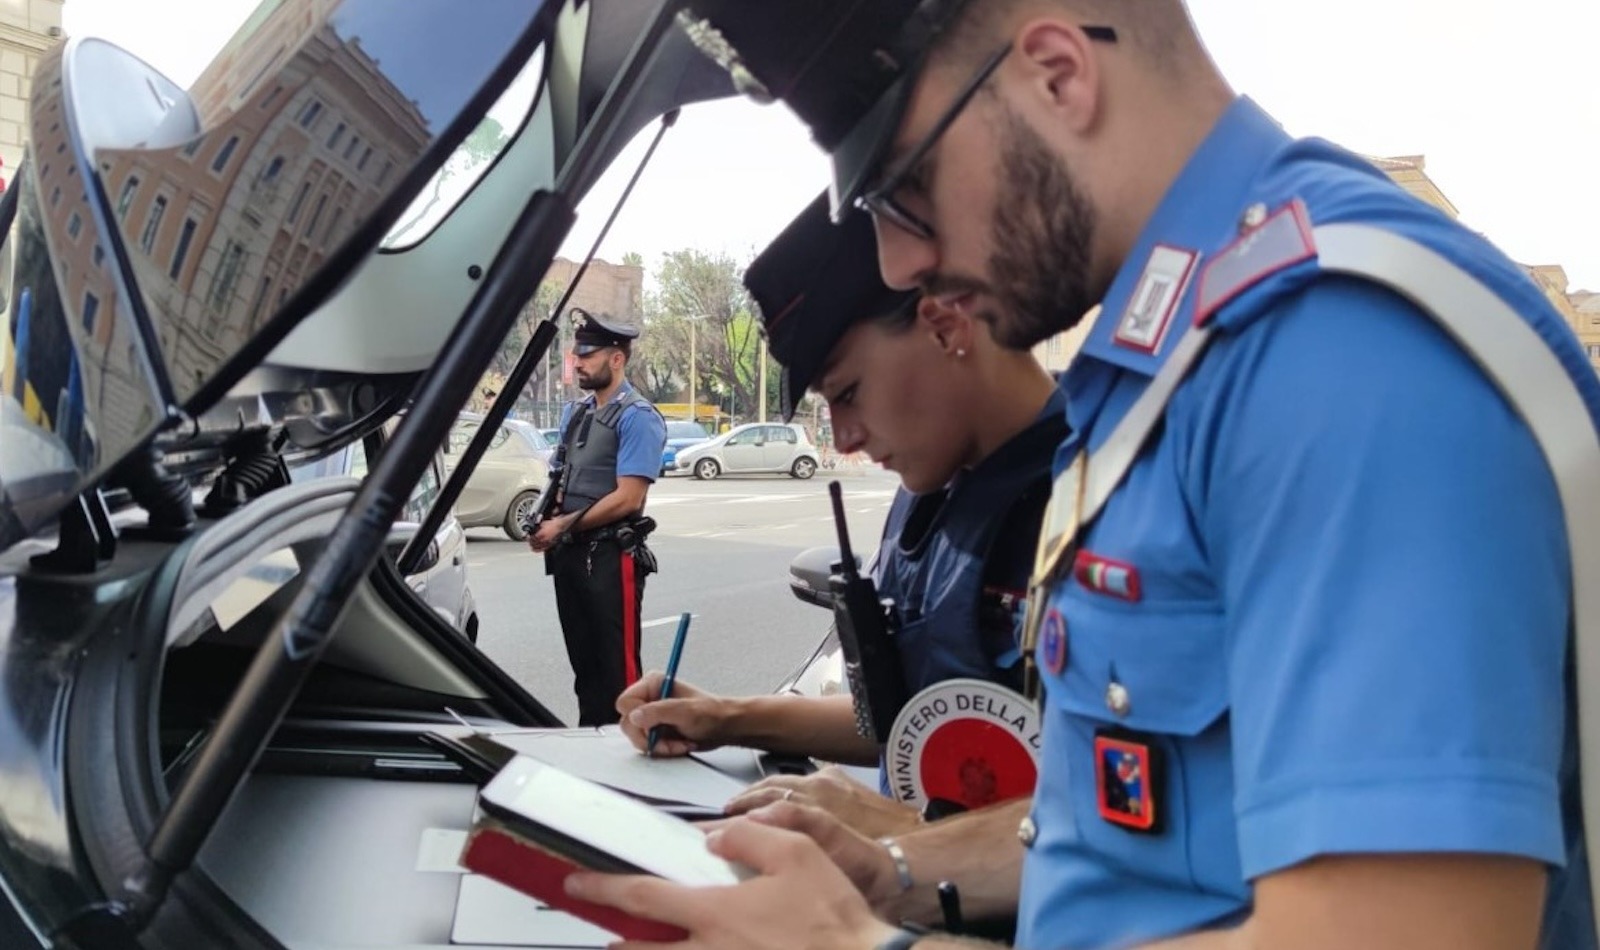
(529, 308, 667, 727)
(617, 191, 1065, 860)
(566, 1, 1600, 948)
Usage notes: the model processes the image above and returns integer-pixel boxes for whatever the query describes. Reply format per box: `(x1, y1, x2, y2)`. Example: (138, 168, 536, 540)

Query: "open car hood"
(0, 0, 736, 551)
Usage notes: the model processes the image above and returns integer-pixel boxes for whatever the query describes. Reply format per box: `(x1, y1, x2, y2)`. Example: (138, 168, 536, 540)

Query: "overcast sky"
(64, 0, 1599, 291)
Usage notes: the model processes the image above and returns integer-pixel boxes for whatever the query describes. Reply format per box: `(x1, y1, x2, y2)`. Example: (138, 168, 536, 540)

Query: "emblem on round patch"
(1040, 608, 1068, 675)
(884, 679, 1041, 813)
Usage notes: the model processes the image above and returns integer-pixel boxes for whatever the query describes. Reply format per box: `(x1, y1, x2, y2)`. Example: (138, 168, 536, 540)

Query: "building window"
(140, 195, 167, 253)
(259, 84, 283, 110)
(303, 193, 327, 238)
(1587, 344, 1600, 360)
(286, 182, 310, 224)
(324, 206, 345, 243)
(257, 156, 285, 189)
(182, 139, 202, 158)
(169, 217, 197, 279)
(296, 100, 323, 128)
(207, 241, 246, 314)
(49, 186, 60, 207)
(249, 275, 274, 323)
(116, 176, 140, 220)
(210, 135, 240, 173)
(66, 212, 81, 240)
(92, 246, 104, 269)
(326, 122, 346, 150)
(377, 160, 393, 187)
(343, 135, 360, 161)
(357, 147, 372, 171)
(81, 291, 99, 334)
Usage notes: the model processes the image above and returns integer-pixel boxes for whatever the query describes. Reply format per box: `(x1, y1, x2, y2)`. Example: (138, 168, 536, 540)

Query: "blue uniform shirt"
(555, 382, 667, 483)
(1017, 97, 1600, 949)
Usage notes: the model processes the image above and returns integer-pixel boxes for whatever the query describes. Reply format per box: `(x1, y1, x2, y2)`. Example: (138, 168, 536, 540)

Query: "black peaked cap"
(680, 0, 970, 218)
(745, 192, 914, 420)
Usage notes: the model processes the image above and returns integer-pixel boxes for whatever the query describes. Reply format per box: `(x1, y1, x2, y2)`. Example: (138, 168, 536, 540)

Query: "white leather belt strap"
(1035, 222, 1600, 920)
(1318, 223, 1600, 921)
(1036, 322, 1215, 560)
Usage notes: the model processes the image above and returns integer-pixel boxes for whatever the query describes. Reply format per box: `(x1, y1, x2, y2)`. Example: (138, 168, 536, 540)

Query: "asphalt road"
(466, 465, 900, 724)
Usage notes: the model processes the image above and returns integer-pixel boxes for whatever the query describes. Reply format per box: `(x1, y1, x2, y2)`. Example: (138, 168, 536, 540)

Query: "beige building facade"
(0, 0, 60, 184)
(543, 257, 644, 326)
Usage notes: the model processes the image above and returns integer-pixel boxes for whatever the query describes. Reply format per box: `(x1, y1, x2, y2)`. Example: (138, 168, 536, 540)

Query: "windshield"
(380, 44, 548, 250)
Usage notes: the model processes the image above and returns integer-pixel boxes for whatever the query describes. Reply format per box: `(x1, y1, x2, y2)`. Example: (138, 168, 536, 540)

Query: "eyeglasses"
(856, 26, 1118, 241)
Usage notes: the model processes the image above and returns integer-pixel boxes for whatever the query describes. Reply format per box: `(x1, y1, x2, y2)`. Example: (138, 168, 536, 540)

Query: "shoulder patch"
(1194, 199, 1316, 326)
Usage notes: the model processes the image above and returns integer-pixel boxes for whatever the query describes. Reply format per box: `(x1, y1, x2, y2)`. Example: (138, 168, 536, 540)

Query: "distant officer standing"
(530, 308, 667, 726)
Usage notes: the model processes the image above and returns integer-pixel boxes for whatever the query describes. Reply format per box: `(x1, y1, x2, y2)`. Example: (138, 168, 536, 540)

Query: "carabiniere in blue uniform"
(876, 386, 1067, 696)
(1015, 97, 1600, 949)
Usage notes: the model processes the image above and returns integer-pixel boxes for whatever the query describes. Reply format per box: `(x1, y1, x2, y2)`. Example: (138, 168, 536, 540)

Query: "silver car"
(675, 422, 820, 480)
(445, 413, 553, 540)
(291, 440, 479, 641)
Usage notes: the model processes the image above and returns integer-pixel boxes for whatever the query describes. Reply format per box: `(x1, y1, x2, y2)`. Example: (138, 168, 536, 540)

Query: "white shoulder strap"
(1037, 223, 1600, 921)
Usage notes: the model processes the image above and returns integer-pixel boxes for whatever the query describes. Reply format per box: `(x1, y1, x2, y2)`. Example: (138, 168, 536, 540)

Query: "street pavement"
(467, 465, 901, 724)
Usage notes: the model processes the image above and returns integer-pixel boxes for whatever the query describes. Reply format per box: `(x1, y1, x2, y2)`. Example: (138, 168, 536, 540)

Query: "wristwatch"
(873, 924, 929, 950)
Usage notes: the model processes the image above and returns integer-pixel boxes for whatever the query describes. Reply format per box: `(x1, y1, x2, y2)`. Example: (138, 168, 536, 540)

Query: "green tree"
(652, 248, 760, 419)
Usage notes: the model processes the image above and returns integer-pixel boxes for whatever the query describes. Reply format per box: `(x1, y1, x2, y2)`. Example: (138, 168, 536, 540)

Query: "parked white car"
(674, 422, 820, 480)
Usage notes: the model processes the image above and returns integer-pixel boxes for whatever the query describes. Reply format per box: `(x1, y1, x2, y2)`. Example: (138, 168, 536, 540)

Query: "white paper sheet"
(483, 727, 748, 812)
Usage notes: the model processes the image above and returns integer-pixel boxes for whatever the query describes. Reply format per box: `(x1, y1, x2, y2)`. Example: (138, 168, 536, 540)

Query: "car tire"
(694, 458, 721, 480)
(504, 489, 541, 540)
(790, 457, 817, 480)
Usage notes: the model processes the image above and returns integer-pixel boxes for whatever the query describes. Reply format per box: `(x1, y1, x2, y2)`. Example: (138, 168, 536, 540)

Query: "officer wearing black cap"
(615, 194, 1061, 867)
(529, 307, 667, 726)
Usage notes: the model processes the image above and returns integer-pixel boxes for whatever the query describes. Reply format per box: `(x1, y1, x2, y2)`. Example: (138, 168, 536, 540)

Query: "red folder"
(460, 817, 687, 942)
(458, 754, 749, 942)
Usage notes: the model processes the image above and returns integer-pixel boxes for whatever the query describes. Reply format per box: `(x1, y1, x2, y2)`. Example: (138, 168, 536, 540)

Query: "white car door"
(720, 427, 764, 472)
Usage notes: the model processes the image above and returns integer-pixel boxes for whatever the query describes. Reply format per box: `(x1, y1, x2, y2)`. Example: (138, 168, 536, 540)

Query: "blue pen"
(646, 611, 692, 757)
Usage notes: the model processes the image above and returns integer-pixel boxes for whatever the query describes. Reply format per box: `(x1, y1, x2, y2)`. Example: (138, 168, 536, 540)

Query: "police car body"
(0, 2, 748, 946)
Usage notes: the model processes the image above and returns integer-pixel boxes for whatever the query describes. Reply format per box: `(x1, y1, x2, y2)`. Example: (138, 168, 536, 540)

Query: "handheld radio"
(827, 481, 909, 742)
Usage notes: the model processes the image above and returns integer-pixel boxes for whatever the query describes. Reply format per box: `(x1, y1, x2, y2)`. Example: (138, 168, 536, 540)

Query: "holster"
(616, 516, 658, 576)
(568, 516, 659, 576)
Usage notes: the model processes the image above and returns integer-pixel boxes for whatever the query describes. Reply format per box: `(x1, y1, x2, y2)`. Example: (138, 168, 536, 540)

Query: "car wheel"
(790, 457, 817, 480)
(694, 458, 721, 480)
(504, 489, 541, 540)
(464, 613, 480, 644)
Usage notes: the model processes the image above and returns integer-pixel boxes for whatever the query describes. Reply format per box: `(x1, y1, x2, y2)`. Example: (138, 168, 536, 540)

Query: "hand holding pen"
(646, 611, 692, 758)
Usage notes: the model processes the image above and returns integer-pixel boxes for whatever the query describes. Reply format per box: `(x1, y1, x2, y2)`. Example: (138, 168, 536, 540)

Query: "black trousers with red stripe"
(549, 535, 645, 726)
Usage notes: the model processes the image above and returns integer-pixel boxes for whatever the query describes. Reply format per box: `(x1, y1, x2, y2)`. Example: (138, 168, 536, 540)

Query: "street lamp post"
(758, 344, 768, 422)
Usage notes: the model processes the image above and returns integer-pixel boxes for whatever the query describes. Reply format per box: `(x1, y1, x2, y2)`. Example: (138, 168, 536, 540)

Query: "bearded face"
(982, 106, 1100, 349)
(574, 355, 616, 391)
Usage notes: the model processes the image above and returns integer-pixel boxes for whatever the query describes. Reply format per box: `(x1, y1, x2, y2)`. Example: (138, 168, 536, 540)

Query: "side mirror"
(387, 521, 440, 574)
(789, 545, 851, 610)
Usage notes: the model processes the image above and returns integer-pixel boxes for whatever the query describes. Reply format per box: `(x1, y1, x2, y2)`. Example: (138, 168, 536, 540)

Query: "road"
(466, 466, 900, 724)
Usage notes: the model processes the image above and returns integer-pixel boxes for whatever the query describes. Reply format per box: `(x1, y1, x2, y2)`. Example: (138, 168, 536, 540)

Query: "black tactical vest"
(558, 387, 654, 510)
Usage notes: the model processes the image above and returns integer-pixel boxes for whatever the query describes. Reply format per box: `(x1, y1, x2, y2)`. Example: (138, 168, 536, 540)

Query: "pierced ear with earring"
(955, 348, 967, 358)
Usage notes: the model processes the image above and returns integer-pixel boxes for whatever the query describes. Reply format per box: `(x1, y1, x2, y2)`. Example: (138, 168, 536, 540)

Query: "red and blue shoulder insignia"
(1194, 199, 1318, 327)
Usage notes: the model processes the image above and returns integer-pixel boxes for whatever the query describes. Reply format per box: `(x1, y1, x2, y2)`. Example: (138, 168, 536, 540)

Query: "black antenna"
(829, 480, 855, 573)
